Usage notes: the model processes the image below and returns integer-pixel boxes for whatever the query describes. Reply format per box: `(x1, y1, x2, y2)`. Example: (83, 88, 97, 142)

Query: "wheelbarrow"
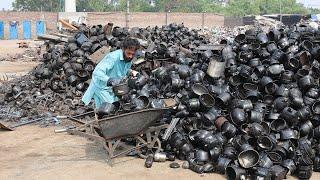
(56, 108, 169, 166)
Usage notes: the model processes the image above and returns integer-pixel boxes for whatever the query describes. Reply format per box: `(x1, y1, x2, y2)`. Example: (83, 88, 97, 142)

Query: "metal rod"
(68, 116, 86, 124)
(10, 117, 45, 128)
(202, 12, 205, 33)
(112, 144, 145, 158)
(56, 111, 94, 124)
(279, 0, 282, 22)
(72, 111, 94, 118)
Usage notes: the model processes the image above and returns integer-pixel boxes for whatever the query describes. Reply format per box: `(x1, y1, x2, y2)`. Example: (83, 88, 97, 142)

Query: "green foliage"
(223, 0, 309, 16)
(116, 0, 159, 12)
(225, 0, 260, 16)
(12, 0, 320, 16)
(12, 0, 63, 11)
(77, 0, 112, 12)
(308, 8, 320, 14)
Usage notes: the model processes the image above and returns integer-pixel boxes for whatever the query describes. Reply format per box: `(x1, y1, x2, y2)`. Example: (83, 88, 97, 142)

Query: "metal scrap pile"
(2, 21, 320, 179)
(102, 23, 320, 180)
(156, 24, 320, 179)
(0, 23, 210, 122)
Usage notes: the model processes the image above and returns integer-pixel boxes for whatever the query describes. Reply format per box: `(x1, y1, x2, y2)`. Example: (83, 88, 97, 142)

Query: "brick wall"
(224, 16, 244, 27)
(0, 11, 228, 39)
(86, 12, 126, 27)
(0, 11, 57, 39)
(86, 12, 224, 28)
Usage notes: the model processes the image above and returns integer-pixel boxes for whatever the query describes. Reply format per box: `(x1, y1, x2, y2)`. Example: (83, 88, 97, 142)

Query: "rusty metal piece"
(0, 122, 14, 131)
(17, 41, 29, 48)
(162, 118, 180, 140)
(215, 116, 228, 131)
(103, 23, 114, 36)
(0, 115, 50, 131)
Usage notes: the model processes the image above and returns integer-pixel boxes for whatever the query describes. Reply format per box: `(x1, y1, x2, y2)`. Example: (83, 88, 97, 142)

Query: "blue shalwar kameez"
(82, 49, 132, 108)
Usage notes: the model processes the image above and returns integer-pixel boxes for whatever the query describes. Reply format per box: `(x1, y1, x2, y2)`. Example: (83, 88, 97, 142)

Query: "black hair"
(122, 37, 140, 50)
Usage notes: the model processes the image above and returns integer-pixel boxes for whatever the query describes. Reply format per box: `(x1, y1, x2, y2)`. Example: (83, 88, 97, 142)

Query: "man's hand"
(130, 70, 139, 77)
(107, 78, 121, 86)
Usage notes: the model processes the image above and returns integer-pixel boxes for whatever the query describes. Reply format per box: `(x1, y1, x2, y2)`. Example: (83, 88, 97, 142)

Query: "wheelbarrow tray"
(98, 108, 168, 140)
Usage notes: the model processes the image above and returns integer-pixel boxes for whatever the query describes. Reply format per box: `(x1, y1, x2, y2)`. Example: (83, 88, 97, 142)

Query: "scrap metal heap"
(2, 22, 320, 179)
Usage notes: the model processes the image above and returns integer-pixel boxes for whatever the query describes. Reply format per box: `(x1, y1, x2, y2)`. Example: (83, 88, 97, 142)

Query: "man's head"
(122, 38, 140, 61)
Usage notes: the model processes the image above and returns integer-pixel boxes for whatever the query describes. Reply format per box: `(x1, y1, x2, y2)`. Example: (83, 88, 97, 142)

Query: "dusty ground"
(0, 40, 26, 59)
(0, 40, 43, 59)
(0, 40, 40, 81)
(0, 61, 38, 73)
(0, 125, 319, 180)
(0, 125, 227, 180)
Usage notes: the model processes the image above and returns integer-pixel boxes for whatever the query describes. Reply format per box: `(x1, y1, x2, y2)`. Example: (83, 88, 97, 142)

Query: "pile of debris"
(0, 23, 210, 122)
(2, 21, 320, 179)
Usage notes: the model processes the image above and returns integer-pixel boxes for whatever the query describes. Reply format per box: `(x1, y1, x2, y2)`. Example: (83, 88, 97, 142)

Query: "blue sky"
(0, 0, 320, 10)
(0, 0, 14, 10)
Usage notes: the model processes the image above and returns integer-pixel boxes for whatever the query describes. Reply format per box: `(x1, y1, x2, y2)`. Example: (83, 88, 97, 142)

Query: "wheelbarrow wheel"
(136, 136, 162, 159)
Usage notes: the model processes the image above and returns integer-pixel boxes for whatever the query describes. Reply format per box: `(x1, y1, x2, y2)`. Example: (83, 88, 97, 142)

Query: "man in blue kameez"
(82, 38, 140, 108)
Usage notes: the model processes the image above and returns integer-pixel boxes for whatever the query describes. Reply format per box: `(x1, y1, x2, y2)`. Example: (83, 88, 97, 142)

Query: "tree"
(308, 8, 320, 14)
(12, 0, 314, 15)
(116, 0, 158, 12)
(224, 0, 309, 16)
(77, 0, 112, 12)
(153, 0, 204, 13)
(200, 0, 224, 13)
(225, 0, 260, 16)
(12, 0, 63, 11)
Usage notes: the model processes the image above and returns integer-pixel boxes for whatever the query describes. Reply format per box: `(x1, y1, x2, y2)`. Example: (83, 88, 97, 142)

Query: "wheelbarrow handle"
(54, 126, 76, 133)
(54, 128, 68, 133)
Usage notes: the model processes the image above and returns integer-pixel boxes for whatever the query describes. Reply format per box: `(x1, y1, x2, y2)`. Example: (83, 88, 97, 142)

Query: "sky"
(0, 0, 14, 10)
(0, 0, 320, 10)
(297, 0, 320, 9)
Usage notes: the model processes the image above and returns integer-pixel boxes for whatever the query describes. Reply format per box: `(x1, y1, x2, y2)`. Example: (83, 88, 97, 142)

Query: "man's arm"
(92, 54, 116, 87)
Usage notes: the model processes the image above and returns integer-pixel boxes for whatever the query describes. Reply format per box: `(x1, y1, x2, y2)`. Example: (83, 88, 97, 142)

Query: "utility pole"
(126, 0, 130, 28)
(279, 0, 282, 22)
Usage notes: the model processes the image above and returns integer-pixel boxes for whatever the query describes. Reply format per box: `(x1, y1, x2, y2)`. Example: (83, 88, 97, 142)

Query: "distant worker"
(82, 37, 140, 108)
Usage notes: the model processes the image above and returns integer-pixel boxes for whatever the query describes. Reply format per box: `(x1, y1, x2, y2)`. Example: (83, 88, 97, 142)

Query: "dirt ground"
(0, 125, 319, 180)
(0, 40, 40, 81)
(0, 40, 26, 59)
(0, 40, 43, 59)
(0, 125, 227, 180)
(0, 61, 38, 73)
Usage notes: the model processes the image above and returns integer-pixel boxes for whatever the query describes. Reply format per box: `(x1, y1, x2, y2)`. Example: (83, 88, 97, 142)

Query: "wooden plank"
(37, 34, 68, 42)
(59, 19, 78, 30)
(51, 32, 72, 38)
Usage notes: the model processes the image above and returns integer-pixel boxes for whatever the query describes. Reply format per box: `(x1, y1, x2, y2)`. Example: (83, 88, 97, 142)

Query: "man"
(82, 37, 140, 108)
